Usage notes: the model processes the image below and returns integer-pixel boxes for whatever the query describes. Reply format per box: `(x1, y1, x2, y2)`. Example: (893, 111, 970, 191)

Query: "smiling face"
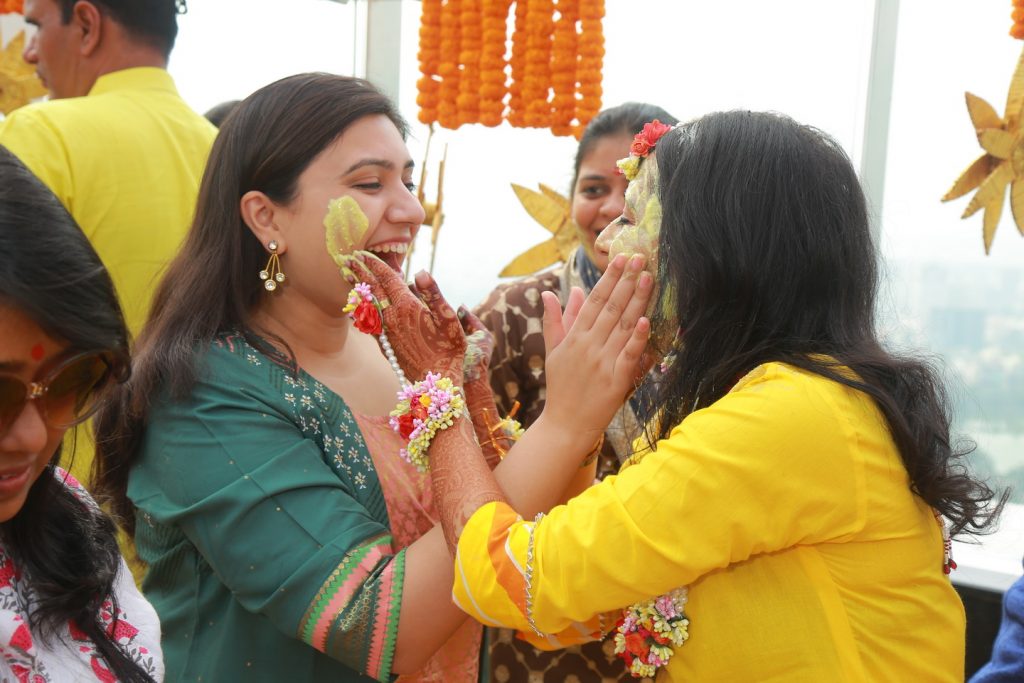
(268, 114, 425, 310)
(571, 132, 632, 272)
(0, 304, 68, 523)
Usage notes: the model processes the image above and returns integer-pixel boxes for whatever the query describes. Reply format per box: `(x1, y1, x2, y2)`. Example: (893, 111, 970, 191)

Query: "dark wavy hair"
(571, 102, 679, 192)
(646, 111, 1005, 537)
(94, 73, 408, 536)
(0, 146, 153, 682)
(57, 0, 182, 58)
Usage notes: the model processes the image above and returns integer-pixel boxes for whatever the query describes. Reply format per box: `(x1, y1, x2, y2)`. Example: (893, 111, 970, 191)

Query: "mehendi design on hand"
(430, 418, 507, 555)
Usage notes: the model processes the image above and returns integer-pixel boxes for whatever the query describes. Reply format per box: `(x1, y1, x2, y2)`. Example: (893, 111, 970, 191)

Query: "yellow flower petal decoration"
(943, 44, 1024, 253)
(498, 183, 579, 277)
(0, 31, 46, 115)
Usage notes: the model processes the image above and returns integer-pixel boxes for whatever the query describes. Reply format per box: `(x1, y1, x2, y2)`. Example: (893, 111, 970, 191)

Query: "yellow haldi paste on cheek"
(324, 196, 370, 278)
(609, 159, 662, 277)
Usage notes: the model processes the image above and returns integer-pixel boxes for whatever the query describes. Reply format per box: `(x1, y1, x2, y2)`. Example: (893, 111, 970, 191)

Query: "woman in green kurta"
(91, 74, 654, 682)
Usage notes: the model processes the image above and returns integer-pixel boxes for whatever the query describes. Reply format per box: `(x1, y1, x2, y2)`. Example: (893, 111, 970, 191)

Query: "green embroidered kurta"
(130, 334, 405, 682)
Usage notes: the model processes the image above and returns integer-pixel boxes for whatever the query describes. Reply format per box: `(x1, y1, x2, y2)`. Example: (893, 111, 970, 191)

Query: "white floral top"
(0, 468, 163, 683)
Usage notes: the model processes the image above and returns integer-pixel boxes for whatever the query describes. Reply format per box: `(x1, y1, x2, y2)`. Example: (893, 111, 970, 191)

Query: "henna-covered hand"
(459, 306, 494, 385)
(430, 417, 507, 555)
(348, 253, 466, 382)
(458, 306, 507, 469)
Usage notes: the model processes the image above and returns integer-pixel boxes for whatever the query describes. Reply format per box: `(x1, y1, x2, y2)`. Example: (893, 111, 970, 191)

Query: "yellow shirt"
(454, 363, 965, 682)
(0, 67, 216, 338)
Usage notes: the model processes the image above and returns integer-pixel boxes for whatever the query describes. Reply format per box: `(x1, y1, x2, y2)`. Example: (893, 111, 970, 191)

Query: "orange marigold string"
(574, 0, 605, 138)
(523, 0, 554, 128)
(456, 0, 483, 125)
(507, 0, 531, 127)
(479, 0, 511, 127)
(416, 0, 443, 124)
(414, 0, 604, 136)
(1013, 0, 1024, 39)
(437, 0, 462, 129)
(0, 0, 24, 13)
(550, 0, 579, 136)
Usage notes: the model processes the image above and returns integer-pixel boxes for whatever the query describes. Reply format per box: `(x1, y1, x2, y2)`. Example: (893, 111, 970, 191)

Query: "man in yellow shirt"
(0, 0, 216, 339)
(0, 0, 217, 487)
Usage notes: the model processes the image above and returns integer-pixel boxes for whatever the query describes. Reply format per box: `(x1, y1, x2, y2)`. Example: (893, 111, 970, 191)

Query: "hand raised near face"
(347, 252, 466, 382)
(541, 253, 653, 437)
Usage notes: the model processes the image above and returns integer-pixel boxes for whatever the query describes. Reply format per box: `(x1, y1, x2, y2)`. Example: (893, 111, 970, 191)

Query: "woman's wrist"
(528, 410, 600, 469)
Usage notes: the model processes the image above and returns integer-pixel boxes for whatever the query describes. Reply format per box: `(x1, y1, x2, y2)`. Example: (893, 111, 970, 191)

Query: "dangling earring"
(259, 240, 286, 291)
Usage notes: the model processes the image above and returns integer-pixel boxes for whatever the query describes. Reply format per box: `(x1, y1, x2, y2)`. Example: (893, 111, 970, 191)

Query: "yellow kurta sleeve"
(453, 363, 870, 636)
(0, 107, 74, 207)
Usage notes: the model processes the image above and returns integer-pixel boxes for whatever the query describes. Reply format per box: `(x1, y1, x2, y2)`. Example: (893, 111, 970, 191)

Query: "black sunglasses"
(0, 351, 119, 434)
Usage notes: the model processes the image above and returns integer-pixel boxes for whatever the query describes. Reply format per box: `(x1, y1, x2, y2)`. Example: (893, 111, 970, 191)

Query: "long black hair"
(94, 73, 408, 535)
(0, 146, 153, 682)
(648, 111, 1004, 536)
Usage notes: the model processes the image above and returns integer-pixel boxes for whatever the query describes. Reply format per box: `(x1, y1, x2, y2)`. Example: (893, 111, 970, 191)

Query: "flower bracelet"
(345, 282, 466, 471)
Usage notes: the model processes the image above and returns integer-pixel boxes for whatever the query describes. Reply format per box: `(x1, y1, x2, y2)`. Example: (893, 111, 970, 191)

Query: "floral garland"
(437, 0, 462, 130)
(1014, 0, 1024, 39)
(506, 0, 531, 127)
(0, 0, 23, 14)
(479, 0, 511, 127)
(416, 0, 442, 124)
(415, 0, 604, 136)
(523, 0, 554, 128)
(574, 0, 605, 137)
(390, 372, 467, 472)
(456, 0, 483, 126)
(614, 588, 690, 679)
(549, 0, 579, 136)
(616, 119, 674, 181)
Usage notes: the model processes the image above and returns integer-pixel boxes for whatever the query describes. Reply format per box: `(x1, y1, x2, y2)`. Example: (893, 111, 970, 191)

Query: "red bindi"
(30, 344, 44, 361)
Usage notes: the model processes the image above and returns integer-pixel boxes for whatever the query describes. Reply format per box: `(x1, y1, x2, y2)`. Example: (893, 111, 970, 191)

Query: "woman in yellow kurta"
(362, 111, 1005, 681)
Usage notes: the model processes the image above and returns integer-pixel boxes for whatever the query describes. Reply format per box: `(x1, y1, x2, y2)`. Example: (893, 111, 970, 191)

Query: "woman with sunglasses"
(0, 146, 162, 682)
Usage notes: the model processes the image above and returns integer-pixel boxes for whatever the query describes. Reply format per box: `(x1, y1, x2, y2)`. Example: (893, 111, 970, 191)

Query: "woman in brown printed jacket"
(474, 102, 677, 683)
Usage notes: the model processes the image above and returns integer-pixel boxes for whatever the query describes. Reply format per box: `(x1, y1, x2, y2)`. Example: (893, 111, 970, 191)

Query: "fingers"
(353, 251, 417, 309)
(570, 254, 630, 333)
(614, 316, 652, 391)
(541, 291, 566, 356)
(562, 287, 585, 332)
(582, 254, 647, 342)
(458, 306, 488, 337)
(413, 270, 459, 323)
(602, 270, 654, 352)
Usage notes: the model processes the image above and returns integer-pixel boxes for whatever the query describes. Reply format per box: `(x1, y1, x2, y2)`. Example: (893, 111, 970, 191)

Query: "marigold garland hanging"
(507, 0, 531, 127)
(456, 0, 483, 126)
(1013, 0, 1024, 39)
(479, 0, 511, 126)
(416, 0, 442, 124)
(522, 0, 554, 128)
(550, 0, 579, 136)
(416, 0, 605, 137)
(0, 0, 24, 14)
(575, 0, 605, 136)
(436, 0, 462, 129)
